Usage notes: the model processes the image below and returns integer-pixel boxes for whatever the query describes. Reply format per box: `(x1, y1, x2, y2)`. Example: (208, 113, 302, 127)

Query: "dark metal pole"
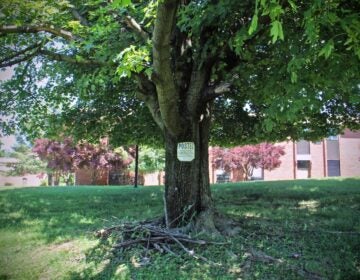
(134, 144, 139, 188)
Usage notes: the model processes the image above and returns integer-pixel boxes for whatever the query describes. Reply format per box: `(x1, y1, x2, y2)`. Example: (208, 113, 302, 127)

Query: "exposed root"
(94, 210, 242, 267)
(213, 211, 242, 236)
(242, 248, 326, 280)
(193, 210, 221, 237)
(189, 210, 242, 237)
(95, 217, 326, 278)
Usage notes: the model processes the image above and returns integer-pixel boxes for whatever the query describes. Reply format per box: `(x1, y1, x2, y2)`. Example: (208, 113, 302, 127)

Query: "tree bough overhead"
(0, 0, 359, 231)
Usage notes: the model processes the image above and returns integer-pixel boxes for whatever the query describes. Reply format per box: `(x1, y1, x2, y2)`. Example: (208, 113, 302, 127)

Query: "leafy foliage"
(32, 137, 77, 185)
(6, 143, 46, 176)
(33, 138, 75, 173)
(0, 141, 5, 157)
(0, 0, 358, 147)
(74, 140, 132, 184)
(32, 138, 131, 185)
(132, 146, 165, 173)
(210, 143, 285, 180)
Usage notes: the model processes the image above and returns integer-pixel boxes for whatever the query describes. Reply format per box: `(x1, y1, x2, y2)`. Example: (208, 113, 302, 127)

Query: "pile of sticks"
(95, 221, 225, 263)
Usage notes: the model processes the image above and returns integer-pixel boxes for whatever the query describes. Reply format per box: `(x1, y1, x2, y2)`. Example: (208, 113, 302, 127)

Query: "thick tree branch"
(186, 55, 217, 118)
(152, 0, 182, 136)
(0, 52, 37, 68)
(0, 25, 74, 41)
(134, 73, 164, 131)
(214, 83, 232, 94)
(124, 16, 149, 41)
(38, 49, 110, 66)
(71, 8, 90, 26)
(0, 42, 42, 67)
(202, 82, 232, 103)
(136, 91, 164, 131)
(0, 46, 110, 68)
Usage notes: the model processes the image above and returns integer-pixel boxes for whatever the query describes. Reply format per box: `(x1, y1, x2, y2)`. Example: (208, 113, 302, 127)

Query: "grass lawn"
(0, 178, 359, 279)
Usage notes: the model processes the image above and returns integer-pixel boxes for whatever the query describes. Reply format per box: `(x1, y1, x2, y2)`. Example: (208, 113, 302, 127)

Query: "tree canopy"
(0, 0, 359, 147)
(6, 141, 46, 176)
(33, 137, 131, 185)
(1, 0, 359, 229)
(133, 146, 165, 173)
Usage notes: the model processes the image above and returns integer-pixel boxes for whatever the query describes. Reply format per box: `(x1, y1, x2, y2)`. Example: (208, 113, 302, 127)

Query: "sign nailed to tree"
(177, 142, 195, 162)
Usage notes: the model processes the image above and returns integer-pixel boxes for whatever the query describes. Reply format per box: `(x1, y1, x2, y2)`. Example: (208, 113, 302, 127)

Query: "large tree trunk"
(164, 114, 214, 230)
(145, 0, 230, 233)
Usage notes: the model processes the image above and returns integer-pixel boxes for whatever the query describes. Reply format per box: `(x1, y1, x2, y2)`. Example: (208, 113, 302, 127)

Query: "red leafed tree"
(74, 142, 132, 185)
(32, 138, 76, 185)
(33, 138, 132, 185)
(210, 143, 285, 181)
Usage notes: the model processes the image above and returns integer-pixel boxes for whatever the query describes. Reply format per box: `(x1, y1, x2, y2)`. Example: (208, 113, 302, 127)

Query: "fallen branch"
(96, 220, 225, 266)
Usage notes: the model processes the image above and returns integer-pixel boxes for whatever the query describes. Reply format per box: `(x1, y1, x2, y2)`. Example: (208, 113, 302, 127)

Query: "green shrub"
(40, 180, 48, 186)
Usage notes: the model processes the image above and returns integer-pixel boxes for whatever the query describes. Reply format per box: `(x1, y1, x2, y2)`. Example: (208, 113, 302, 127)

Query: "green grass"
(0, 178, 359, 279)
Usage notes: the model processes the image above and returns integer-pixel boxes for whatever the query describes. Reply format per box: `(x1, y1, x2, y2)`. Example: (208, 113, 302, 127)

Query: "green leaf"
(319, 39, 334, 59)
(264, 120, 274, 132)
(112, 0, 131, 8)
(270, 20, 284, 43)
(248, 14, 258, 35)
(288, 0, 297, 11)
(269, 3, 284, 20)
(291, 71, 298, 83)
(231, 28, 248, 55)
(144, 68, 153, 79)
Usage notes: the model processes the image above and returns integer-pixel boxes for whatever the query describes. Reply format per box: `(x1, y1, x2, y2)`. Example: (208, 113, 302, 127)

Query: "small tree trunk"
(47, 173, 53, 186)
(65, 173, 72, 185)
(242, 166, 250, 181)
(91, 170, 97, 185)
(164, 116, 214, 229)
(54, 172, 60, 186)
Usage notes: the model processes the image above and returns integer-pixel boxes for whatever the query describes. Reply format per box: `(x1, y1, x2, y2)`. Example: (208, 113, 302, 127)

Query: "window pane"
(297, 140, 310, 154)
(297, 160, 310, 169)
(327, 160, 340, 176)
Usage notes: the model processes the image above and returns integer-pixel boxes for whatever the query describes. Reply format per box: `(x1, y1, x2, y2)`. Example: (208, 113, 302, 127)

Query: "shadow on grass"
(211, 178, 360, 279)
(65, 238, 123, 280)
(65, 178, 360, 279)
(0, 186, 163, 243)
(0, 178, 359, 279)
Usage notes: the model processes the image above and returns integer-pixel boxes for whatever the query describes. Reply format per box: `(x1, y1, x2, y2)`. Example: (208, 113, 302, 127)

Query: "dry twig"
(95, 221, 225, 266)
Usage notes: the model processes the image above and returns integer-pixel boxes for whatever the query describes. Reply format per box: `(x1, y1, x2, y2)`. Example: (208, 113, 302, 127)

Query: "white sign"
(177, 142, 195, 162)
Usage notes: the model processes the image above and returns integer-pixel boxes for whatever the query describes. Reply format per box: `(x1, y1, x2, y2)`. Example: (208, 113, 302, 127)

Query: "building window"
(216, 172, 230, 183)
(327, 135, 339, 141)
(251, 167, 264, 181)
(297, 160, 310, 169)
(327, 160, 340, 177)
(297, 140, 310, 154)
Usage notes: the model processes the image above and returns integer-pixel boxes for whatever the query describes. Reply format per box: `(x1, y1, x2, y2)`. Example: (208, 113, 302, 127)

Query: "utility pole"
(134, 145, 139, 188)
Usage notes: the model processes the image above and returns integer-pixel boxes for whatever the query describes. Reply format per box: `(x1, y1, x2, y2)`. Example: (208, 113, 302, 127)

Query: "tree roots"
(95, 217, 327, 278)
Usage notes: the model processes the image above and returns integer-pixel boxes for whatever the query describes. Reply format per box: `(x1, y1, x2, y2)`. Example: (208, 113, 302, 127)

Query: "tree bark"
(150, 0, 222, 232)
(54, 172, 60, 186)
(47, 173, 53, 186)
(164, 112, 214, 229)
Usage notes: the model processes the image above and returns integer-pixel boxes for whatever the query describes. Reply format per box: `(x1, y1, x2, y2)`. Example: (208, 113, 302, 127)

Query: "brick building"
(65, 129, 360, 186)
(0, 157, 45, 187)
(209, 129, 360, 183)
